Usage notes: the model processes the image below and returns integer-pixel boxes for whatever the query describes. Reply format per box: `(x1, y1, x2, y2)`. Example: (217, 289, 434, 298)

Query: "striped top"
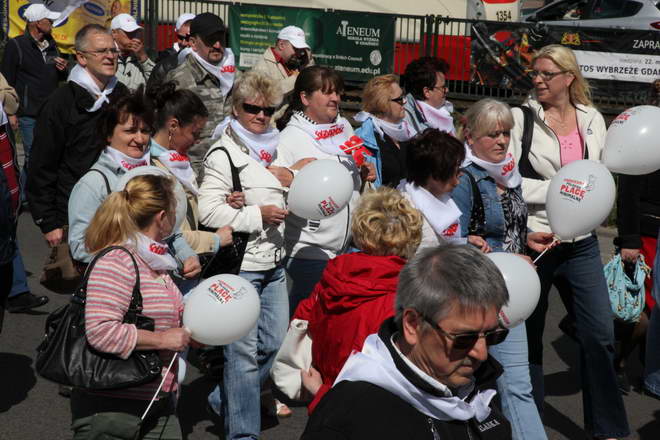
(84, 247, 184, 401)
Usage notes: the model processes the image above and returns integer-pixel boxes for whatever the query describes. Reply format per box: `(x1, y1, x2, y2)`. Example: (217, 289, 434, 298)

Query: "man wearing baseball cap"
(147, 12, 195, 89)
(110, 13, 154, 90)
(252, 25, 313, 98)
(165, 12, 235, 178)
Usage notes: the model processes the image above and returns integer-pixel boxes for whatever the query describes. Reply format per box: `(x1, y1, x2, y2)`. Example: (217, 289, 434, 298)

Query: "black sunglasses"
(201, 31, 226, 47)
(176, 33, 189, 41)
(390, 94, 406, 105)
(422, 315, 509, 350)
(243, 103, 276, 117)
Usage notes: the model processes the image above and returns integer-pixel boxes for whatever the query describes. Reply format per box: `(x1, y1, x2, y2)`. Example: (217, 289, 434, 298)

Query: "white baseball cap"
(277, 26, 309, 49)
(175, 13, 196, 32)
(110, 13, 142, 32)
(24, 4, 60, 22)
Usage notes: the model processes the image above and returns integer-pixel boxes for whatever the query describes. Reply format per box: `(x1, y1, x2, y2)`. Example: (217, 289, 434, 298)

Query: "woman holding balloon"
(453, 98, 551, 440)
(509, 44, 629, 439)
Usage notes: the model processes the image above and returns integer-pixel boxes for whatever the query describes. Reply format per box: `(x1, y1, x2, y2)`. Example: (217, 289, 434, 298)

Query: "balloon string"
(532, 238, 560, 265)
(141, 352, 179, 421)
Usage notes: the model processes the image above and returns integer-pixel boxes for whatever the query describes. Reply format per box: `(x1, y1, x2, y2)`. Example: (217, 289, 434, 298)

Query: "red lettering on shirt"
(442, 223, 459, 237)
(220, 65, 236, 73)
(314, 125, 345, 140)
(259, 149, 273, 164)
(169, 152, 189, 162)
(149, 243, 168, 255)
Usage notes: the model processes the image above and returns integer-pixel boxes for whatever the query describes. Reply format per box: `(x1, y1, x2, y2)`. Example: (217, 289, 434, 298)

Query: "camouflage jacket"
(164, 54, 232, 179)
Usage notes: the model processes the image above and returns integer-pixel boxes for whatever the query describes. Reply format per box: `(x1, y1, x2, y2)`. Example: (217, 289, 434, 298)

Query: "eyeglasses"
(430, 84, 448, 92)
(484, 130, 511, 139)
(390, 94, 407, 105)
(526, 70, 567, 81)
(176, 33, 190, 41)
(422, 315, 509, 350)
(80, 48, 120, 57)
(242, 103, 276, 117)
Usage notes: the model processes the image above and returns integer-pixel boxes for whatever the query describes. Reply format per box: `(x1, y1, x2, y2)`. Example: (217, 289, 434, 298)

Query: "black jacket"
(27, 81, 128, 234)
(0, 33, 66, 117)
(0, 159, 16, 266)
(147, 49, 179, 91)
(301, 318, 512, 440)
(615, 171, 660, 249)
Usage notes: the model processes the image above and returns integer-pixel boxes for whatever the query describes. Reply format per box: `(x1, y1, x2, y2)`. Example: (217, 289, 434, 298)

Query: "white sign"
(575, 50, 660, 84)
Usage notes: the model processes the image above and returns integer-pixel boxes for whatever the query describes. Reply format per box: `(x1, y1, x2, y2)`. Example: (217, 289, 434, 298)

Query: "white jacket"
(272, 113, 362, 260)
(508, 96, 607, 235)
(198, 127, 287, 271)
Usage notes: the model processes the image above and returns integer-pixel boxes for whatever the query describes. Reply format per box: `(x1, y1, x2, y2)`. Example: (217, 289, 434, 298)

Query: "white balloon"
(603, 105, 660, 175)
(114, 166, 188, 233)
(183, 274, 261, 345)
(546, 160, 615, 240)
(287, 160, 354, 220)
(487, 253, 541, 328)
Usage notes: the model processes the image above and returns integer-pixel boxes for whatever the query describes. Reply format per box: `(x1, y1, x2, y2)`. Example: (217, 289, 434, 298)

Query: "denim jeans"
(525, 235, 629, 438)
(207, 267, 289, 440)
(489, 323, 546, 440)
(644, 243, 660, 396)
(10, 247, 29, 297)
(284, 256, 328, 316)
(18, 116, 36, 202)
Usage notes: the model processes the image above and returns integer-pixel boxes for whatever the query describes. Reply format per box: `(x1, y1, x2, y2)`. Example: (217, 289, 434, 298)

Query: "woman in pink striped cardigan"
(70, 173, 192, 440)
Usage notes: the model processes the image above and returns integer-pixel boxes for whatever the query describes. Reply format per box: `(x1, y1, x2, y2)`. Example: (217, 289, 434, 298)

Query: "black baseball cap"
(190, 13, 226, 37)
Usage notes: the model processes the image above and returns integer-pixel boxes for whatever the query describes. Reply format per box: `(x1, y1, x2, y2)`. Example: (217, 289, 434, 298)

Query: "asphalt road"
(1, 216, 659, 440)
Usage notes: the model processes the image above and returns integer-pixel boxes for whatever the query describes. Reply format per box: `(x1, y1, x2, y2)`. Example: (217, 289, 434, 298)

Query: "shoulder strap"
(77, 246, 144, 315)
(463, 169, 486, 236)
(516, 106, 544, 181)
(205, 146, 243, 192)
(86, 169, 111, 195)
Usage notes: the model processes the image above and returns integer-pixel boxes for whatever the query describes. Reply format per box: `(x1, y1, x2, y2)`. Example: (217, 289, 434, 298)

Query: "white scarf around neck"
(417, 100, 455, 135)
(462, 143, 522, 189)
(191, 48, 235, 96)
(105, 147, 150, 171)
(335, 333, 496, 422)
(293, 112, 369, 166)
(68, 64, 118, 112)
(398, 180, 462, 240)
(133, 233, 177, 271)
(354, 111, 414, 142)
(152, 144, 199, 195)
(229, 118, 280, 166)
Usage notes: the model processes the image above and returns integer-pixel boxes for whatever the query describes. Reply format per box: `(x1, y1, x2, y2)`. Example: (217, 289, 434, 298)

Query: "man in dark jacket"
(1, 3, 68, 194)
(27, 24, 126, 249)
(301, 244, 513, 440)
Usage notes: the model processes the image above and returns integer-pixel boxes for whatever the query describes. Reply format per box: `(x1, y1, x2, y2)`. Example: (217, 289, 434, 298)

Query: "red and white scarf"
(105, 147, 150, 171)
(191, 48, 236, 96)
(417, 100, 455, 135)
(398, 180, 463, 241)
(156, 149, 198, 195)
(293, 112, 371, 166)
(354, 111, 414, 142)
(133, 233, 177, 272)
(463, 144, 522, 189)
(230, 118, 280, 166)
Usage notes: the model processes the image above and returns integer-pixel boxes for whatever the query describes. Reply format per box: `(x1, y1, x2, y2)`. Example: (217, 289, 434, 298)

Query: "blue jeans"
(489, 323, 546, 440)
(645, 305, 660, 396)
(526, 235, 629, 438)
(284, 256, 328, 316)
(10, 247, 29, 297)
(18, 116, 36, 202)
(208, 267, 289, 440)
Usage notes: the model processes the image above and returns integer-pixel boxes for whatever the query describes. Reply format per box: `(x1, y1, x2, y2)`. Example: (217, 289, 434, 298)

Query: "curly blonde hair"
(351, 187, 422, 258)
(232, 70, 283, 109)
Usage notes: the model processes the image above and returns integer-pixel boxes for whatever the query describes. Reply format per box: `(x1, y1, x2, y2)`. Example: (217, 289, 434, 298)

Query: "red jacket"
(293, 252, 406, 412)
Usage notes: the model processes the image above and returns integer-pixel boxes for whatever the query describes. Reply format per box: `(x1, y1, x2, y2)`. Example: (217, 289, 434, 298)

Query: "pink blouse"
(558, 127, 584, 166)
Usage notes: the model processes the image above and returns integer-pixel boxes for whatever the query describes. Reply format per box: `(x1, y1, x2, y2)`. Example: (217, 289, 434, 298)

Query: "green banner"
(228, 4, 395, 81)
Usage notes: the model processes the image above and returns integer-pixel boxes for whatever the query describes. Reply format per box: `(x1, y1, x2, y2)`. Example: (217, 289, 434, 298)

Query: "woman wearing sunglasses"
(354, 74, 413, 188)
(198, 70, 303, 439)
(452, 98, 554, 440)
(509, 45, 629, 440)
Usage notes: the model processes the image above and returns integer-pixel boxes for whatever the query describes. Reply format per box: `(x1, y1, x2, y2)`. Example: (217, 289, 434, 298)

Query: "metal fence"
(142, 1, 650, 113)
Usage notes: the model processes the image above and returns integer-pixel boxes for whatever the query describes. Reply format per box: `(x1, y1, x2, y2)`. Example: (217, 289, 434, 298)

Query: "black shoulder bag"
(198, 147, 250, 278)
(517, 106, 544, 180)
(462, 169, 486, 236)
(36, 246, 162, 390)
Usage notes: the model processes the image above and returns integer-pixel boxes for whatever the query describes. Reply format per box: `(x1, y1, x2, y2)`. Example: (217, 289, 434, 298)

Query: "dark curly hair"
(402, 57, 450, 101)
(406, 128, 465, 186)
(146, 81, 209, 130)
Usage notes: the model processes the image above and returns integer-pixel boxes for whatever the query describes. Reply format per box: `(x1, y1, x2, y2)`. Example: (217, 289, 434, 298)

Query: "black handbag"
(35, 246, 163, 390)
(199, 146, 250, 278)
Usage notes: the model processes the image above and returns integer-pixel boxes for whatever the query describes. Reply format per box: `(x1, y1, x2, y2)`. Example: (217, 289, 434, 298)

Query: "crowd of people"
(1, 4, 659, 440)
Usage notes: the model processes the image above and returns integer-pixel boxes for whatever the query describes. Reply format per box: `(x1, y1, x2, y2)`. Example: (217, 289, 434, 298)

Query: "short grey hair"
(394, 244, 509, 330)
(463, 98, 514, 140)
(231, 70, 283, 109)
(75, 24, 111, 52)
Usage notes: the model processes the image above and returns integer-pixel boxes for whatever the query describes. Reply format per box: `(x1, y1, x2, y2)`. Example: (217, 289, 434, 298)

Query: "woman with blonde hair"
(70, 174, 191, 439)
(292, 187, 422, 412)
(508, 44, 629, 439)
(354, 74, 412, 188)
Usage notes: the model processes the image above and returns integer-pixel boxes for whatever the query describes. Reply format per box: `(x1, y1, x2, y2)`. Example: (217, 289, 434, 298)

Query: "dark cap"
(190, 13, 226, 37)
